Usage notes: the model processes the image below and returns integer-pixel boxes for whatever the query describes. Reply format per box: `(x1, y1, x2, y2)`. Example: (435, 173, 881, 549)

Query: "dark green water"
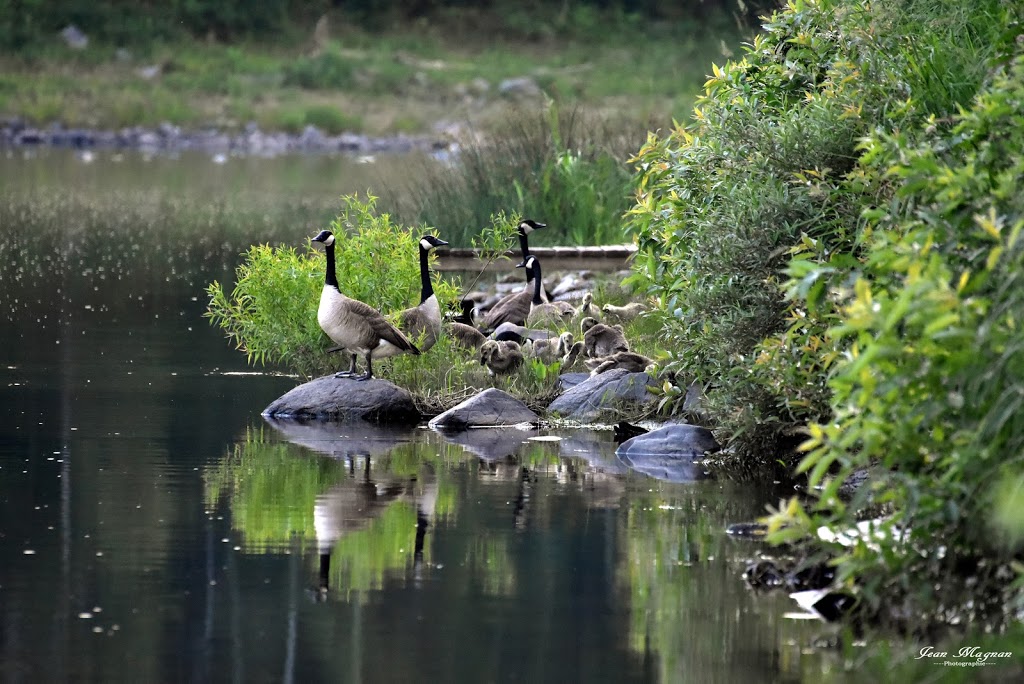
(1, 149, 848, 683)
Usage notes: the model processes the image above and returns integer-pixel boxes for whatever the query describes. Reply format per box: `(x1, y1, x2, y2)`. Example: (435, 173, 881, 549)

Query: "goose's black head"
(518, 219, 546, 236)
(311, 230, 335, 246)
(419, 235, 449, 251)
(515, 255, 538, 270)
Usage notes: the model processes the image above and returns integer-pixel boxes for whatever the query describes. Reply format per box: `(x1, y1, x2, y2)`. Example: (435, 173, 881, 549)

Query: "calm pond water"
(1, 149, 854, 682)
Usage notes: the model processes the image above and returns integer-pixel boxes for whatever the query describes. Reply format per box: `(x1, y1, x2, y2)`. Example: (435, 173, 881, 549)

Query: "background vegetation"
(0, 2, 767, 135)
(383, 104, 642, 245)
(627, 0, 1024, 623)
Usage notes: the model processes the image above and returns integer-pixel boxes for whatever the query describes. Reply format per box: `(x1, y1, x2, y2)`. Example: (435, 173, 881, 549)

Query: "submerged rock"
(263, 416, 417, 458)
(615, 423, 720, 457)
(435, 425, 536, 460)
(614, 423, 720, 482)
(262, 375, 420, 423)
(428, 388, 538, 429)
(546, 369, 656, 422)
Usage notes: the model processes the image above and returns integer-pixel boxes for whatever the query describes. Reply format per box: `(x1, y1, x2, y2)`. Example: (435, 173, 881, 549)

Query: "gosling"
(601, 302, 647, 324)
(479, 340, 525, 377)
(585, 351, 654, 376)
(580, 317, 629, 358)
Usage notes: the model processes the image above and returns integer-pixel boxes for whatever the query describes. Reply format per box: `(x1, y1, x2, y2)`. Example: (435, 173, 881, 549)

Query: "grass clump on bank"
(627, 0, 1024, 628)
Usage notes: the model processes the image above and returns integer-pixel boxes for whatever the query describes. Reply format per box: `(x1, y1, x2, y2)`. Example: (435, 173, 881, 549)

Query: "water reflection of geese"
(314, 473, 406, 598)
(312, 462, 439, 598)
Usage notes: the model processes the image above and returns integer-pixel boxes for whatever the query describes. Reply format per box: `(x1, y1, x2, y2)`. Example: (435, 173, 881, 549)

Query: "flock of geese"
(311, 220, 650, 381)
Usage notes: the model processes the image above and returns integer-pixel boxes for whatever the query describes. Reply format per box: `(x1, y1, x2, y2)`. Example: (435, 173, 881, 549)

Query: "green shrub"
(769, 50, 1024, 622)
(205, 194, 460, 379)
(283, 45, 356, 90)
(626, 0, 1014, 459)
(302, 104, 361, 134)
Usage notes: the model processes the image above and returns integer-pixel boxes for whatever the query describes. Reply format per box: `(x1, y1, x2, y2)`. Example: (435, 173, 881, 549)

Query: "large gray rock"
(615, 423, 720, 457)
(428, 388, 538, 429)
(262, 375, 420, 423)
(546, 369, 656, 422)
(614, 424, 719, 483)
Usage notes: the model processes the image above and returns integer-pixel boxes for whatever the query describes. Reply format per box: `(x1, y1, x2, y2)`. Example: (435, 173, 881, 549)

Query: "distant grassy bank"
(0, 5, 751, 136)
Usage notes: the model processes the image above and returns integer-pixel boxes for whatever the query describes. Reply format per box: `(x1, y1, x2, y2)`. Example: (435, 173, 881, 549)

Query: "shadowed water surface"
(1, 149, 855, 683)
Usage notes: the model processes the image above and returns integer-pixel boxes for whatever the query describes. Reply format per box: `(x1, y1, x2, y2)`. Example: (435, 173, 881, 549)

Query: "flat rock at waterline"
(546, 369, 656, 422)
(428, 388, 538, 430)
(615, 424, 720, 457)
(262, 375, 420, 423)
(614, 424, 720, 482)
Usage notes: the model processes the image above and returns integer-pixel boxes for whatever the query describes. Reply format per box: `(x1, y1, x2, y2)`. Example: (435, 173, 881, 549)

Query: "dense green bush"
(627, 0, 1023, 620)
(772, 50, 1024, 622)
(627, 0, 1015, 456)
(205, 194, 460, 379)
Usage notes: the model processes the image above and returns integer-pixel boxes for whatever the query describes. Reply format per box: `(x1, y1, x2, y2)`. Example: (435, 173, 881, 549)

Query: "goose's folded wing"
(348, 299, 421, 354)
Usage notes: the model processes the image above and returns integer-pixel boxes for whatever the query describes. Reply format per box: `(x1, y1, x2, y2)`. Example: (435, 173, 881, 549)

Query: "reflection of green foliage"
(519, 442, 563, 468)
(330, 501, 422, 598)
(618, 485, 826, 682)
(465, 536, 516, 597)
(204, 440, 347, 552)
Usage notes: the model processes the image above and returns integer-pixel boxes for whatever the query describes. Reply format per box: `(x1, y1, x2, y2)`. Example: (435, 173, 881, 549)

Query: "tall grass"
(381, 104, 647, 247)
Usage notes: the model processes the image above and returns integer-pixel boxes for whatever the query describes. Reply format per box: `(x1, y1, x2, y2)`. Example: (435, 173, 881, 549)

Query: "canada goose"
(397, 235, 448, 353)
(517, 256, 575, 328)
(311, 230, 420, 380)
(448, 321, 487, 351)
(479, 339, 524, 376)
(478, 220, 547, 329)
(490, 322, 551, 345)
(575, 291, 601, 320)
(602, 301, 647, 324)
(452, 298, 476, 325)
(580, 316, 629, 358)
(585, 351, 654, 376)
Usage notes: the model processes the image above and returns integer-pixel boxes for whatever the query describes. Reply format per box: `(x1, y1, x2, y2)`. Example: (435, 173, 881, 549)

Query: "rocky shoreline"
(0, 118, 453, 157)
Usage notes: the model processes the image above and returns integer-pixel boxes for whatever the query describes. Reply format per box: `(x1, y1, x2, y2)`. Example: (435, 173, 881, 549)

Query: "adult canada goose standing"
(311, 229, 420, 380)
(517, 255, 574, 328)
(397, 234, 448, 353)
(479, 219, 547, 329)
(448, 321, 487, 351)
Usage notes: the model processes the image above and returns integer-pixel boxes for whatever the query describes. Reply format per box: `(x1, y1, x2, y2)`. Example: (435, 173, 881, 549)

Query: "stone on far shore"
(262, 375, 420, 424)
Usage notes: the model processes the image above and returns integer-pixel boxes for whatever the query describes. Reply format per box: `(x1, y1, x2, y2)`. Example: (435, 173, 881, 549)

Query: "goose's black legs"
(335, 353, 358, 378)
(356, 353, 374, 381)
